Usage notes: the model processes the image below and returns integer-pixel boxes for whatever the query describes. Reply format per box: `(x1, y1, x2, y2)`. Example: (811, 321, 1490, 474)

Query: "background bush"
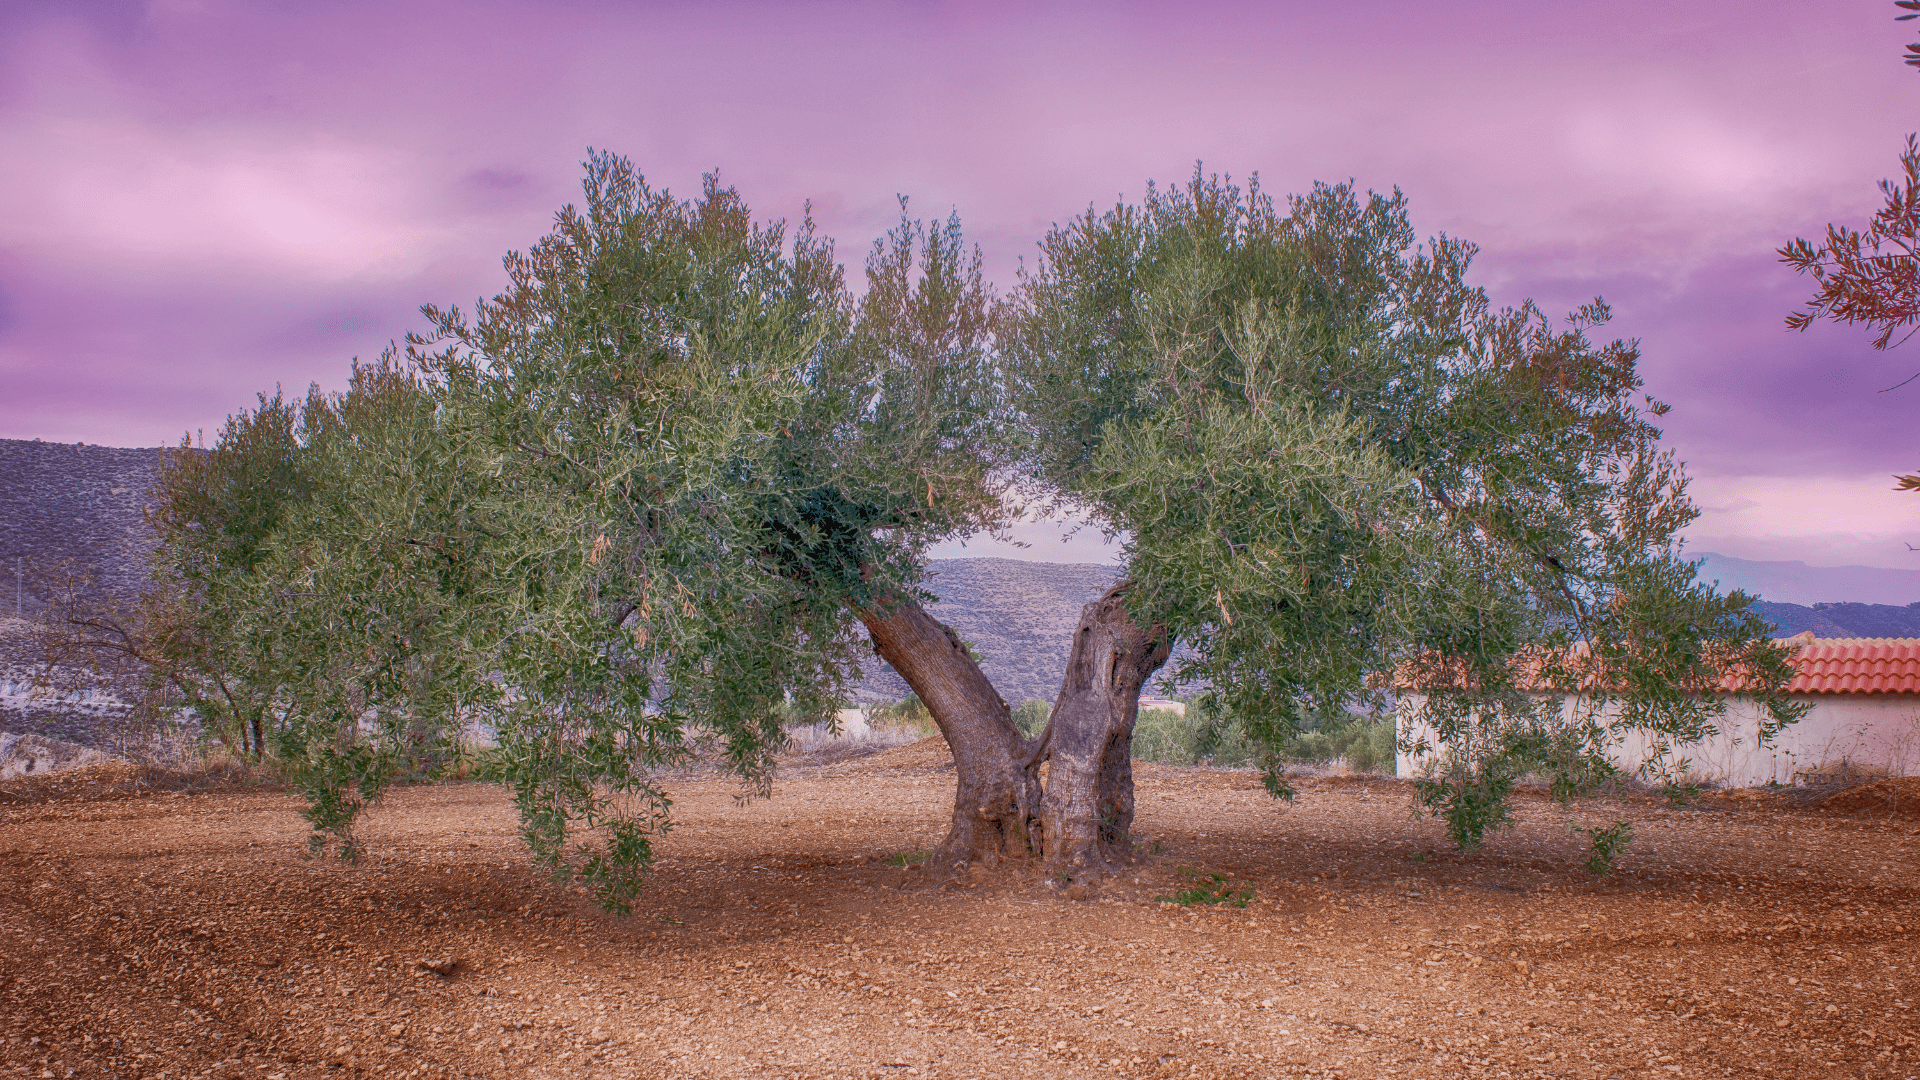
(1132, 698, 1396, 773)
(868, 694, 940, 737)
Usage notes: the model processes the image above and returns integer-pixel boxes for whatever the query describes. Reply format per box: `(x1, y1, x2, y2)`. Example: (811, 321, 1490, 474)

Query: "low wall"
(1396, 693, 1920, 788)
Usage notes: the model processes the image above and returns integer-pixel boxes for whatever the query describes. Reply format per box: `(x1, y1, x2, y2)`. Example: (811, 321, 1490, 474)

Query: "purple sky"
(4, 1, 1919, 568)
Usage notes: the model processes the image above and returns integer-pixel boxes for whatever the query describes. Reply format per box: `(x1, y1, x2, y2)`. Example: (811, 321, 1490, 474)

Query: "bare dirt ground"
(2, 739, 1916, 1080)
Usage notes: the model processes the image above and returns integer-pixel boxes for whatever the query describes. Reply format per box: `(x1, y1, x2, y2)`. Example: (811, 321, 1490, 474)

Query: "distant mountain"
(1748, 600, 1920, 639)
(1691, 551, 1920, 607)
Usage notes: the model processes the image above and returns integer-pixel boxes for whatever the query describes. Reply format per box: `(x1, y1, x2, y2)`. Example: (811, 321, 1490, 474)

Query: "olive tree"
(168, 155, 1803, 905)
(146, 154, 1019, 907)
(225, 362, 508, 859)
(394, 155, 1016, 904)
(1002, 171, 1804, 879)
(30, 393, 317, 762)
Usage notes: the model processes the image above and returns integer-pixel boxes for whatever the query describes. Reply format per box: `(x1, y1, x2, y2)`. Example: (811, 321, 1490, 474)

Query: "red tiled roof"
(1391, 635, 1920, 697)
(1776, 635, 1920, 695)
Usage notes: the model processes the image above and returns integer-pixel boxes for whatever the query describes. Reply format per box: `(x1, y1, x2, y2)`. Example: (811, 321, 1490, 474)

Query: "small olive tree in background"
(1125, 697, 1393, 772)
(29, 394, 316, 763)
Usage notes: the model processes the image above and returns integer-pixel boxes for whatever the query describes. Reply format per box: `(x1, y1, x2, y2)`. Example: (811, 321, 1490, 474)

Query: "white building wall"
(1395, 693, 1920, 789)
(833, 708, 872, 738)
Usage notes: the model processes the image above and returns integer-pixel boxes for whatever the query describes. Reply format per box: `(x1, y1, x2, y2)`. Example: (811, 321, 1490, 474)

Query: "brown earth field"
(2, 739, 1917, 1080)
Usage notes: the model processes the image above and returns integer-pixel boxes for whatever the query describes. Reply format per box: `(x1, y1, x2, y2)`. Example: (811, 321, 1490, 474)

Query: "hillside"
(0, 438, 167, 616)
(854, 558, 1120, 705)
(0, 433, 1121, 717)
(1749, 600, 1920, 639)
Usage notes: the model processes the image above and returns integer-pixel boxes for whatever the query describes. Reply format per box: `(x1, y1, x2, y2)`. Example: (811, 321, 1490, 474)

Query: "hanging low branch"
(1780, 133, 1920, 354)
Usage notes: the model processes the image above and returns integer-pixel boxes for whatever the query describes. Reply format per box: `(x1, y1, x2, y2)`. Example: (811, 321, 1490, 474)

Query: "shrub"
(1130, 699, 1395, 774)
(1281, 716, 1398, 774)
(1579, 819, 1635, 876)
(1012, 700, 1051, 738)
(869, 694, 939, 737)
(1158, 867, 1254, 907)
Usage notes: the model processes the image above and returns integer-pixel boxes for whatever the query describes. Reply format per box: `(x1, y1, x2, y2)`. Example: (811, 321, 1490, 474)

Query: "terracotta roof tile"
(1392, 634, 1920, 696)
(1773, 635, 1920, 695)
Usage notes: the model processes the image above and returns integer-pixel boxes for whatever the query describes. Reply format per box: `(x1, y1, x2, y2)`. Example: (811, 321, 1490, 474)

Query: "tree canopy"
(1006, 170, 1801, 853)
(131, 152, 1803, 908)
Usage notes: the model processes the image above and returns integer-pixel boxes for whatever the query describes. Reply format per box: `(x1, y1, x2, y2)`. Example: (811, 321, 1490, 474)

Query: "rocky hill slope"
(853, 559, 1120, 705)
(0, 438, 167, 616)
(0, 431, 1124, 721)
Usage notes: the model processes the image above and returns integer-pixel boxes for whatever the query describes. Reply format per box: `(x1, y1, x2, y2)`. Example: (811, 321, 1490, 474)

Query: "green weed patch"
(1158, 867, 1253, 907)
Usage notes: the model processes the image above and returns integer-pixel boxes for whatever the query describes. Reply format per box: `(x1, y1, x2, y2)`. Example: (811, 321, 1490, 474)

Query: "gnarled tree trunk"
(854, 590, 1042, 873)
(855, 579, 1168, 892)
(1035, 581, 1171, 888)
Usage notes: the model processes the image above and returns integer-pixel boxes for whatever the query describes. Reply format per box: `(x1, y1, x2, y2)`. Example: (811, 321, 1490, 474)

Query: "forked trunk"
(1036, 581, 1170, 887)
(854, 590, 1041, 873)
(855, 578, 1168, 892)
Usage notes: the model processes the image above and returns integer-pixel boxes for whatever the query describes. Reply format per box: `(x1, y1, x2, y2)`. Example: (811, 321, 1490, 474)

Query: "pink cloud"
(3, 0, 1918, 563)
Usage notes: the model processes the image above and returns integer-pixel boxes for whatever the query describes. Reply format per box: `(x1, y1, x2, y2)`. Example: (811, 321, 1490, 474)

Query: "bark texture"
(1038, 580, 1171, 884)
(854, 590, 1041, 872)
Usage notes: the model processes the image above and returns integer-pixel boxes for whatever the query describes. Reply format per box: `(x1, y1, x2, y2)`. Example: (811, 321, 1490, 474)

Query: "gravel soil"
(2, 739, 1916, 1080)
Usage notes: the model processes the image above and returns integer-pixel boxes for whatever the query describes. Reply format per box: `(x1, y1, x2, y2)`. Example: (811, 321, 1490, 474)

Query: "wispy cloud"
(3, 0, 1918, 564)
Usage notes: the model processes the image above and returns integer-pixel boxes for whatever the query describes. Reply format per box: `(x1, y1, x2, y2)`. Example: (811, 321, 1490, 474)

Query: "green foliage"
(150, 151, 1810, 901)
(130, 393, 319, 759)
(1415, 768, 1518, 852)
(245, 363, 497, 865)
(1578, 819, 1635, 876)
(1406, 698, 1623, 849)
(871, 694, 939, 736)
(1280, 716, 1398, 774)
(143, 153, 1014, 911)
(1158, 867, 1254, 907)
(1661, 778, 1703, 807)
(1007, 165, 1804, 840)
(886, 849, 934, 867)
(445, 742, 506, 783)
(1131, 700, 1258, 768)
(1130, 697, 1394, 775)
